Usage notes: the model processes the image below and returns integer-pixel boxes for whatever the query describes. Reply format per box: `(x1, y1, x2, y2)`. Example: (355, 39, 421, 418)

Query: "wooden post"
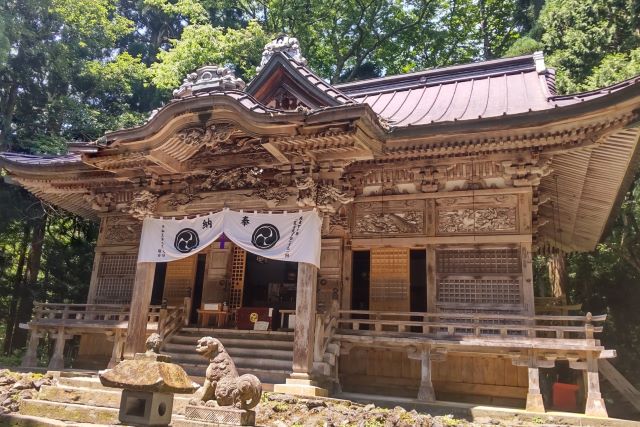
(521, 243, 535, 316)
(292, 262, 317, 378)
(341, 241, 352, 311)
(548, 251, 567, 302)
(526, 363, 545, 412)
(426, 246, 437, 312)
(417, 348, 436, 402)
(108, 330, 125, 368)
(21, 329, 40, 367)
(274, 262, 328, 397)
(48, 327, 67, 370)
(123, 262, 155, 358)
(584, 352, 608, 417)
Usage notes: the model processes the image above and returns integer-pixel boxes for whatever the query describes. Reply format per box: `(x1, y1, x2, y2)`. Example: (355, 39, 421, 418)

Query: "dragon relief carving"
(199, 167, 265, 191)
(437, 207, 517, 233)
(178, 124, 263, 154)
(249, 186, 293, 208)
(101, 217, 142, 244)
(126, 190, 158, 220)
(295, 176, 354, 213)
(355, 211, 424, 234)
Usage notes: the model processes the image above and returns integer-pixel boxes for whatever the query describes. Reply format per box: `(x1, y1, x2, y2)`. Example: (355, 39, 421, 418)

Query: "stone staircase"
(162, 327, 294, 385)
(18, 372, 194, 424)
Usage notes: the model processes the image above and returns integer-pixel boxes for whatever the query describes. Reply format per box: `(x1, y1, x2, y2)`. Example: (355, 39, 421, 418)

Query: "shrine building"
(2, 36, 640, 416)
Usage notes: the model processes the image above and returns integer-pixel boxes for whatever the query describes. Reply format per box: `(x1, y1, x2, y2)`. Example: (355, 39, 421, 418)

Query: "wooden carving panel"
(354, 200, 425, 236)
(436, 195, 518, 235)
(98, 216, 142, 246)
(163, 255, 197, 306)
(369, 248, 410, 312)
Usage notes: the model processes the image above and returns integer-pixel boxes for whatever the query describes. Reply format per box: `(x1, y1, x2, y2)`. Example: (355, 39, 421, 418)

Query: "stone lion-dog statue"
(189, 336, 262, 409)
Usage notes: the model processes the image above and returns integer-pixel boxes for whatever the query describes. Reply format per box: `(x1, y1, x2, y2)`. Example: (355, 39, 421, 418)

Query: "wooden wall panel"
(163, 254, 197, 306)
(318, 238, 342, 312)
(340, 350, 527, 404)
(369, 248, 410, 312)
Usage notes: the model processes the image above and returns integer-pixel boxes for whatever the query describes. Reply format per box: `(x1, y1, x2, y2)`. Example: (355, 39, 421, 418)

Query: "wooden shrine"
(3, 36, 640, 416)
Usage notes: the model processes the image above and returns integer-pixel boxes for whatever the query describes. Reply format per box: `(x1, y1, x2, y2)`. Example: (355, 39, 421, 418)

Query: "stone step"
(163, 342, 293, 360)
(56, 376, 111, 391)
(181, 364, 290, 385)
(167, 334, 294, 350)
(178, 328, 294, 342)
(37, 384, 194, 415)
(19, 399, 120, 425)
(169, 353, 292, 371)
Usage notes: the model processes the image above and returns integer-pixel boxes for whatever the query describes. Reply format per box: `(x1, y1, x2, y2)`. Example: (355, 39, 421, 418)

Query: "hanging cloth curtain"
(137, 209, 322, 268)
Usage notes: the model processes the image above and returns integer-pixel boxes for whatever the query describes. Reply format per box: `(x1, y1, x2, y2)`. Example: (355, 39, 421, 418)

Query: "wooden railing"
(31, 302, 172, 328)
(337, 310, 606, 342)
(314, 310, 338, 363)
(158, 298, 190, 342)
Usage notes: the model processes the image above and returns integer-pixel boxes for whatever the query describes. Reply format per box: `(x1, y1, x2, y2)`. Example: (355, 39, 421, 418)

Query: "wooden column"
(417, 349, 436, 402)
(123, 262, 155, 358)
(274, 262, 328, 397)
(584, 352, 608, 417)
(340, 242, 352, 311)
(521, 243, 535, 315)
(48, 327, 67, 370)
(21, 329, 40, 367)
(426, 246, 437, 311)
(513, 353, 553, 413)
(108, 330, 125, 368)
(292, 262, 318, 378)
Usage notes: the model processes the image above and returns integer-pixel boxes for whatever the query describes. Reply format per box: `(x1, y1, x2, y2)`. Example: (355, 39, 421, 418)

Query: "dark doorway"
(351, 250, 370, 310)
(410, 250, 427, 312)
(150, 263, 167, 305)
(190, 254, 207, 324)
(243, 253, 297, 310)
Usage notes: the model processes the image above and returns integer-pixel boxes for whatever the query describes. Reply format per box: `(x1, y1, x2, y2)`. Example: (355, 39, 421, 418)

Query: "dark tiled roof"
(0, 152, 82, 166)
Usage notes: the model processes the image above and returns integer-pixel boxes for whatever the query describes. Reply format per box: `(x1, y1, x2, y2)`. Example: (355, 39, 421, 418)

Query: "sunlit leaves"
(149, 20, 269, 89)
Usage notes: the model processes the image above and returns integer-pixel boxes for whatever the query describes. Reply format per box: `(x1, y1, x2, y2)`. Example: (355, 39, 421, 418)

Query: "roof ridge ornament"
(256, 35, 307, 73)
(173, 65, 246, 98)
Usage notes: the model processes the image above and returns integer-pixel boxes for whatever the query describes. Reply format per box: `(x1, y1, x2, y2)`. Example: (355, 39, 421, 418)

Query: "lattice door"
(163, 254, 197, 306)
(369, 248, 410, 312)
(228, 246, 247, 320)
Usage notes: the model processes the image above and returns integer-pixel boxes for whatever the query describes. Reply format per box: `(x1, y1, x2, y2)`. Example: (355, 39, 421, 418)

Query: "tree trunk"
(3, 223, 32, 354)
(11, 213, 47, 351)
(548, 252, 568, 302)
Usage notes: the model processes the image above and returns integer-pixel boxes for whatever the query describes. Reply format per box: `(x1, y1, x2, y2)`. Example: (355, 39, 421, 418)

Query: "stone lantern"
(99, 334, 199, 426)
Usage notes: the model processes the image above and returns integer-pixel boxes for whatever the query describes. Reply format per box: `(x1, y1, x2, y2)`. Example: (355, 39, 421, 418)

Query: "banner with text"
(137, 209, 322, 267)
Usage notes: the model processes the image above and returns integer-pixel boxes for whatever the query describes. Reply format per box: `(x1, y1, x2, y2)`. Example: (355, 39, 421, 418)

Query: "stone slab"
(273, 382, 328, 397)
(184, 405, 255, 426)
(19, 399, 119, 424)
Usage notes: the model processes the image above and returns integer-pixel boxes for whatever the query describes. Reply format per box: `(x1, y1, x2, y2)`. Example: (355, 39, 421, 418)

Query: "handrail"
(30, 302, 175, 327)
(314, 304, 339, 363)
(337, 309, 605, 341)
(158, 297, 189, 342)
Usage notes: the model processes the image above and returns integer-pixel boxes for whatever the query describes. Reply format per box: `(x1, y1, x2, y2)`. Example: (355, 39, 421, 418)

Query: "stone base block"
(273, 378, 328, 397)
(525, 392, 545, 413)
(184, 405, 255, 426)
(119, 389, 173, 426)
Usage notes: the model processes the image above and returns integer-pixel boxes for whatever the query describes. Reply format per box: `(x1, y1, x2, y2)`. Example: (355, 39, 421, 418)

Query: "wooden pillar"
(21, 329, 40, 367)
(426, 246, 437, 312)
(521, 243, 535, 315)
(48, 327, 67, 370)
(584, 352, 608, 417)
(526, 364, 545, 412)
(292, 262, 317, 378)
(274, 262, 328, 397)
(417, 349, 436, 402)
(123, 262, 155, 358)
(108, 330, 125, 368)
(340, 241, 352, 311)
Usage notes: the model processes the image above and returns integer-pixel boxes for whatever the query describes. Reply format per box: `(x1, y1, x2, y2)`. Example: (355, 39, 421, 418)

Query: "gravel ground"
(0, 369, 53, 414)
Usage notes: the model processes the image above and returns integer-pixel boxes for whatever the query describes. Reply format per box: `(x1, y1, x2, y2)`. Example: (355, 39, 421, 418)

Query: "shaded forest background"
(0, 0, 639, 387)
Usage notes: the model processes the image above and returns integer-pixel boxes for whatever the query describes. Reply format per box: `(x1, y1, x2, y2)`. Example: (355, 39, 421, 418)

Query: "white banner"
(137, 209, 322, 267)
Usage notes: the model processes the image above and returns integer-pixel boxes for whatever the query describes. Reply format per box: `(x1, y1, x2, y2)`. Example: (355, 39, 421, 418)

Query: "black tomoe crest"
(251, 224, 280, 249)
(174, 228, 200, 253)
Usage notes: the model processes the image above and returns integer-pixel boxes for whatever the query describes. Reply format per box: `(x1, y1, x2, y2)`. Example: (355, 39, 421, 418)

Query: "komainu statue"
(190, 336, 262, 409)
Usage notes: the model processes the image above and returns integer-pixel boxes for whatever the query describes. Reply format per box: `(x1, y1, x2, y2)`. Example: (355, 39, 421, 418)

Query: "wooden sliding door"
(369, 248, 411, 312)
